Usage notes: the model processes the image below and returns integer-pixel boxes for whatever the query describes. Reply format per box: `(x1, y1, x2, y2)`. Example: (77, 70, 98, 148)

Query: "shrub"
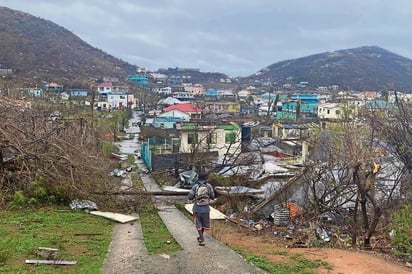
(389, 204, 412, 261)
(11, 191, 27, 207)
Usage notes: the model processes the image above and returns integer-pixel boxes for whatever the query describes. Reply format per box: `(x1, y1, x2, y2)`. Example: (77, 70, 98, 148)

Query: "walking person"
(187, 173, 215, 246)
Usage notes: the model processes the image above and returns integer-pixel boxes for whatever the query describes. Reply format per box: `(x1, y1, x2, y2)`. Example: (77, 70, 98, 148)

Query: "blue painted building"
(291, 94, 319, 104)
(70, 89, 89, 97)
(276, 101, 318, 120)
(205, 89, 219, 98)
(128, 74, 149, 87)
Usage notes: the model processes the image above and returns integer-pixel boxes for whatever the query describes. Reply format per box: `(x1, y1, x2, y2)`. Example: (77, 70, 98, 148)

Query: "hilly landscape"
(0, 7, 136, 87)
(2, 6, 412, 91)
(243, 46, 412, 91)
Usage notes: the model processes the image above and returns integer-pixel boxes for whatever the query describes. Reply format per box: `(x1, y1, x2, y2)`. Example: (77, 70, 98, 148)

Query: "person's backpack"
(195, 182, 210, 206)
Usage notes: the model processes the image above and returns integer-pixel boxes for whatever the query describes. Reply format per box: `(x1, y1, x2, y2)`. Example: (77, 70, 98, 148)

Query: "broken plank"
(25, 259, 76, 265)
(92, 190, 189, 196)
(184, 203, 226, 220)
(89, 211, 138, 223)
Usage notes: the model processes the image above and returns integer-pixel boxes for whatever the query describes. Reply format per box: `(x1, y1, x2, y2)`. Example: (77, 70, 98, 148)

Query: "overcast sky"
(1, 0, 412, 77)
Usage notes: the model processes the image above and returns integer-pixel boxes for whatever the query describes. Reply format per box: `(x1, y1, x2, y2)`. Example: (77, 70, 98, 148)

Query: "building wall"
(108, 94, 128, 108)
(179, 127, 241, 157)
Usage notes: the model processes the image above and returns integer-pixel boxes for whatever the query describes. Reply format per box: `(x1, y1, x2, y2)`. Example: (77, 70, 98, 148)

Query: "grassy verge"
(132, 172, 182, 255)
(138, 203, 181, 254)
(237, 249, 333, 274)
(0, 207, 113, 273)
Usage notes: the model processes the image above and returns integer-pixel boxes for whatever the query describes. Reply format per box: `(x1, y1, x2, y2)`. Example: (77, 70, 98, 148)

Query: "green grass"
(237, 249, 333, 274)
(138, 203, 181, 255)
(0, 207, 114, 273)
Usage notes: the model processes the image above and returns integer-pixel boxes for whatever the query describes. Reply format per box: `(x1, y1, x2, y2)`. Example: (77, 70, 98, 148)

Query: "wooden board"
(215, 186, 264, 197)
(89, 211, 138, 223)
(162, 186, 191, 193)
(184, 203, 226, 220)
(25, 260, 76, 265)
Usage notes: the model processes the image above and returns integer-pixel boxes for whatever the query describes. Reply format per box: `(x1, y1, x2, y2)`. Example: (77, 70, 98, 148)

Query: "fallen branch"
(92, 190, 189, 196)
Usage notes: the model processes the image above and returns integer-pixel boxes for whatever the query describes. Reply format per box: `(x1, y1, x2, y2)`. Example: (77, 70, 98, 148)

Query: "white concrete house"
(318, 103, 345, 120)
(179, 123, 241, 157)
(107, 92, 137, 109)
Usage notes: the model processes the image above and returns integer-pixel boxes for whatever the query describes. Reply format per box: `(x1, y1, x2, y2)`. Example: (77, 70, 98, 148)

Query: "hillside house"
(276, 101, 318, 120)
(26, 88, 43, 97)
(318, 102, 347, 120)
(202, 101, 240, 114)
(70, 89, 89, 97)
(153, 87, 172, 95)
(237, 89, 251, 101)
(163, 103, 202, 119)
(272, 122, 316, 140)
(97, 82, 129, 99)
(149, 116, 185, 129)
(107, 91, 137, 109)
(220, 89, 236, 100)
(158, 109, 191, 122)
(128, 74, 149, 87)
(172, 91, 194, 101)
(60, 92, 70, 100)
(356, 91, 378, 101)
(178, 122, 241, 157)
(184, 84, 205, 96)
(44, 82, 63, 92)
(205, 89, 219, 99)
(95, 101, 109, 111)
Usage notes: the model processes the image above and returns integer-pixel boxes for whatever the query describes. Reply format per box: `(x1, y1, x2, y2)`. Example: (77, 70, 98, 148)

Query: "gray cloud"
(1, 0, 412, 76)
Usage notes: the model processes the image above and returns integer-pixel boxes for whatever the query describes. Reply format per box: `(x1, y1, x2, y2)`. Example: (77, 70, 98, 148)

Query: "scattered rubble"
(36, 247, 59, 260)
(69, 199, 98, 211)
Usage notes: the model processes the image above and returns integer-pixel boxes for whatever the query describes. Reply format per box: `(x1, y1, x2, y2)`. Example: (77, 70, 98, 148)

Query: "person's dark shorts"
(193, 212, 210, 230)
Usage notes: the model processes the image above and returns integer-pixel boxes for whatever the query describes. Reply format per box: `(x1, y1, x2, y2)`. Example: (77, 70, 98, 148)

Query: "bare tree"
(305, 117, 393, 248)
(0, 99, 113, 207)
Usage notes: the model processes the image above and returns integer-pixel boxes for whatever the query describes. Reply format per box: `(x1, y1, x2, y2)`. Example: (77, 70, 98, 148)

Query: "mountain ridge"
(0, 6, 136, 87)
(2, 6, 412, 91)
(242, 45, 412, 91)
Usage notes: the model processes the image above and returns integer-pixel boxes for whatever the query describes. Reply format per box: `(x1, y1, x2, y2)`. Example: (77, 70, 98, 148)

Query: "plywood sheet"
(90, 211, 138, 223)
(184, 203, 226, 220)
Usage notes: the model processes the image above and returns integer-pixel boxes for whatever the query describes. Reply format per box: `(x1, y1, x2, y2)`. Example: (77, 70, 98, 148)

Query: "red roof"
(98, 81, 113, 87)
(164, 103, 202, 112)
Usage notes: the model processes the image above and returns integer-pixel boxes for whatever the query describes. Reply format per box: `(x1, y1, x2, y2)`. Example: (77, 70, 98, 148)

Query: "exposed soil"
(110, 137, 411, 273)
(211, 220, 412, 274)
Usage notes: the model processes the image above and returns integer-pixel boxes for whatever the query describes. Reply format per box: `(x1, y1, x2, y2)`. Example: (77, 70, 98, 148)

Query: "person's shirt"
(188, 181, 215, 213)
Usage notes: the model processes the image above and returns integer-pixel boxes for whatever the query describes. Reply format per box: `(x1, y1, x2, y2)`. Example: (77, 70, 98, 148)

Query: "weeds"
(237, 249, 332, 274)
(389, 204, 412, 262)
(138, 203, 181, 255)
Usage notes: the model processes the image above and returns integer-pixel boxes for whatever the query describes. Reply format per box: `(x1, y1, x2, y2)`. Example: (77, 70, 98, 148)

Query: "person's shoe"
(198, 241, 205, 246)
(197, 237, 201, 243)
